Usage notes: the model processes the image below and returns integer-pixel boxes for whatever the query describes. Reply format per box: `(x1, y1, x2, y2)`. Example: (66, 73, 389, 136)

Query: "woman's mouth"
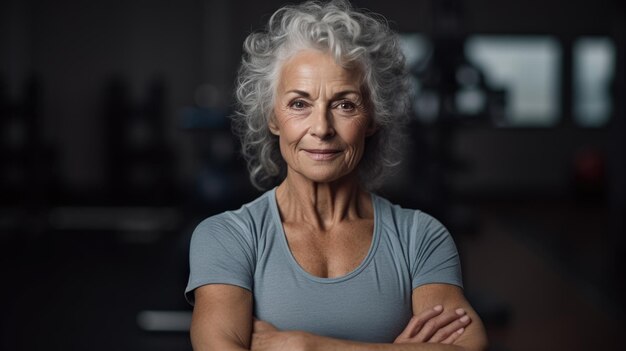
(303, 149, 342, 161)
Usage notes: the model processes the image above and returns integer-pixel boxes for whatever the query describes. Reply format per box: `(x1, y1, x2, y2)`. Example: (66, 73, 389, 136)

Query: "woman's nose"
(309, 107, 335, 139)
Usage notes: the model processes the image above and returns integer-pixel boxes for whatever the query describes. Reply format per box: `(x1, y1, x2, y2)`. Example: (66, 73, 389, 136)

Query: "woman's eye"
(290, 100, 307, 109)
(337, 101, 356, 111)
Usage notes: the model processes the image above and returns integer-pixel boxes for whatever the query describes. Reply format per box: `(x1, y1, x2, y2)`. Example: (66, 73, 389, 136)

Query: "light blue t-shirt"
(185, 188, 462, 343)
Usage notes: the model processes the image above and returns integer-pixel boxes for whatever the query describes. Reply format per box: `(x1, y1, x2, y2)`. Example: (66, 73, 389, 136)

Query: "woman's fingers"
(413, 308, 471, 342)
(428, 309, 471, 343)
(440, 327, 465, 344)
(395, 306, 473, 344)
(253, 318, 279, 333)
(394, 305, 444, 343)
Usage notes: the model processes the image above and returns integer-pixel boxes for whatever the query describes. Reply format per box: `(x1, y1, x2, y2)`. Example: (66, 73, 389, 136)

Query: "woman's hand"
(251, 305, 471, 351)
(394, 305, 471, 345)
(251, 319, 309, 351)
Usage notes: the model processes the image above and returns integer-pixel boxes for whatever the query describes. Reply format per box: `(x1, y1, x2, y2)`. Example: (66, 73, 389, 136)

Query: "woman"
(186, 1, 488, 350)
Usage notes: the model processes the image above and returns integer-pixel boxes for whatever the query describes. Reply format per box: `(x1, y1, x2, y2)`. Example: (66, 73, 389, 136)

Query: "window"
(400, 34, 617, 128)
(465, 36, 562, 126)
(573, 37, 615, 127)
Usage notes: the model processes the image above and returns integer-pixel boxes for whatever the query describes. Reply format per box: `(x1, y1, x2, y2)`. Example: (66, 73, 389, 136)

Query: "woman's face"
(270, 50, 376, 185)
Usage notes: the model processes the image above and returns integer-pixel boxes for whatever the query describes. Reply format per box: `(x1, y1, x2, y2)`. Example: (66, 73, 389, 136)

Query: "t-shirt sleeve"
(409, 212, 463, 290)
(185, 214, 256, 305)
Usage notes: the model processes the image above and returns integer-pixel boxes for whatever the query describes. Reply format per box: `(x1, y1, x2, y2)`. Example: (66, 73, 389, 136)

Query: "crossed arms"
(190, 283, 488, 351)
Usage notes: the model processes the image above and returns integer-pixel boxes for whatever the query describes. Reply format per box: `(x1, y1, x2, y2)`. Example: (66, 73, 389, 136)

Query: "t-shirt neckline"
(267, 187, 381, 284)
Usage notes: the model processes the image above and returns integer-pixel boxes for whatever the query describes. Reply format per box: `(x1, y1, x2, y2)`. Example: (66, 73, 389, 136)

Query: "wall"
(1, 0, 622, 197)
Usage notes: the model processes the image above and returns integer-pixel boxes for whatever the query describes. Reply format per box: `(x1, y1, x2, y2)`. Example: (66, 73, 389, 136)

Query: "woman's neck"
(275, 171, 373, 231)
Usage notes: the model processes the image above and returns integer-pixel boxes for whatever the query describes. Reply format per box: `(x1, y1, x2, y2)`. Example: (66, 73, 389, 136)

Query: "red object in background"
(572, 147, 606, 198)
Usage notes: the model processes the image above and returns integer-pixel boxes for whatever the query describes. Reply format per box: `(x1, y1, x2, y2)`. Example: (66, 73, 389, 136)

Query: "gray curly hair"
(233, 0, 411, 190)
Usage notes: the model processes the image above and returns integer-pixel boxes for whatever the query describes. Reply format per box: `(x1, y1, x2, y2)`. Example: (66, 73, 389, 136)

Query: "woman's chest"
(252, 236, 414, 343)
(281, 220, 374, 279)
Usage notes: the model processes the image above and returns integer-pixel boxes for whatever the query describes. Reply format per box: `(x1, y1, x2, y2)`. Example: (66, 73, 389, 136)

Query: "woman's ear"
(268, 116, 280, 136)
(365, 120, 378, 137)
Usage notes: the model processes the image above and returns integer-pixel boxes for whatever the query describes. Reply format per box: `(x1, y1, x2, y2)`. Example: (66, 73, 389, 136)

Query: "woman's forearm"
(301, 333, 471, 351)
(251, 329, 486, 351)
(251, 306, 486, 351)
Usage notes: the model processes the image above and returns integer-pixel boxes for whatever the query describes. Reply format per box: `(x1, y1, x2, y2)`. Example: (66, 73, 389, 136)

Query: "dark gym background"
(1, 0, 624, 350)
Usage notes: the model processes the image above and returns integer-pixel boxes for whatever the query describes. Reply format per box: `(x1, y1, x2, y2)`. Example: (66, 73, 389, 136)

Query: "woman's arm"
(190, 284, 485, 351)
(251, 309, 473, 351)
(408, 284, 488, 351)
(191, 284, 253, 351)
(250, 284, 487, 351)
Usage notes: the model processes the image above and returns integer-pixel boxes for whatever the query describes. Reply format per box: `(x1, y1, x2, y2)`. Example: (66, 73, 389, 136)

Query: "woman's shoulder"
(372, 193, 429, 221)
(372, 193, 449, 238)
(192, 189, 276, 239)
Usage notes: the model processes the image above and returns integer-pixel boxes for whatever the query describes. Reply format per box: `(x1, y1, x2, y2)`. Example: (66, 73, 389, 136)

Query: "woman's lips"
(303, 149, 341, 161)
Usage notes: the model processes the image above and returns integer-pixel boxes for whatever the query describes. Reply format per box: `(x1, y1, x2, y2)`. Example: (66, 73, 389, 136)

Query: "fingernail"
(434, 305, 443, 311)
(455, 308, 465, 315)
(457, 327, 465, 334)
(460, 315, 470, 323)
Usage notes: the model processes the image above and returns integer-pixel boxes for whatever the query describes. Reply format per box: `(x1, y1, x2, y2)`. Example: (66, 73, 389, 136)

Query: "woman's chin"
(291, 169, 356, 185)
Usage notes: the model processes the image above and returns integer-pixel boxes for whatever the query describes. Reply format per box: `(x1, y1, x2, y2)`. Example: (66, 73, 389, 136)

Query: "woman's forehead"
(277, 50, 363, 93)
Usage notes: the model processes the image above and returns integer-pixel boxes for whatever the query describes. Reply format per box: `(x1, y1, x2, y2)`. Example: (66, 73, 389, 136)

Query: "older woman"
(186, 1, 487, 350)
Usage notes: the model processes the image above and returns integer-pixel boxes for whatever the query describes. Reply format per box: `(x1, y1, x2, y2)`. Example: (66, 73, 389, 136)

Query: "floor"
(460, 201, 623, 351)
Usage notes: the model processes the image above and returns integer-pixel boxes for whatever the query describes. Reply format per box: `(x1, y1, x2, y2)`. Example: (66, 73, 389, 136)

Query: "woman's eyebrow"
(285, 89, 311, 97)
(285, 90, 361, 98)
(332, 91, 361, 99)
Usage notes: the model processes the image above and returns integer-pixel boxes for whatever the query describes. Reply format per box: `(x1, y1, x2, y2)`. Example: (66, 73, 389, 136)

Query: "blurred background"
(1, 0, 624, 350)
